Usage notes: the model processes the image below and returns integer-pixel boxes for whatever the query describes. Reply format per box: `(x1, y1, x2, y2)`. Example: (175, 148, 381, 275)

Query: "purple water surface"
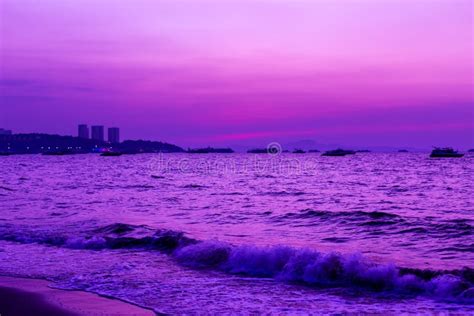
(0, 153, 473, 314)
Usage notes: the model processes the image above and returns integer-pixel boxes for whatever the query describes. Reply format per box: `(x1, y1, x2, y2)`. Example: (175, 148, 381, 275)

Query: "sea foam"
(174, 240, 473, 300)
(1, 223, 473, 301)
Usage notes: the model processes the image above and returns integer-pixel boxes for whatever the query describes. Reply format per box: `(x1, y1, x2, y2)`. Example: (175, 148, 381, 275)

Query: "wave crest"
(1, 223, 473, 301)
(173, 241, 474, 300)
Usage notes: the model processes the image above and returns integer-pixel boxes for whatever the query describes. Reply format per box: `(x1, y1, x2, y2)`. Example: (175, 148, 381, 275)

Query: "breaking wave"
(174, 241, 474, 301)
(1, 223, 473, 302)
(0, 223, 196, 252)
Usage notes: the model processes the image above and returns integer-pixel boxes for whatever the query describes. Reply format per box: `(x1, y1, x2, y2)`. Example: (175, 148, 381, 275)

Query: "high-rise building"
(0, 128, 12, 135)
(108, 127, 120, 144)
(78, 124, 89, 139)
(91, 125, 104, 142)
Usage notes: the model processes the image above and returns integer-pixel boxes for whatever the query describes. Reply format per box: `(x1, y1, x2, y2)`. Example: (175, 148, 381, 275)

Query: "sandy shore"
(0, 276, 156, 316)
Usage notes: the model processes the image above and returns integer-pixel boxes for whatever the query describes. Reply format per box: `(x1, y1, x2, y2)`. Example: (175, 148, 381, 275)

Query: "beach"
(0, 276, 155, 316)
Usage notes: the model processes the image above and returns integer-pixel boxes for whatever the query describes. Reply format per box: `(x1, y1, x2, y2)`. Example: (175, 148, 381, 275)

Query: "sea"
(0, 152, 473, 315)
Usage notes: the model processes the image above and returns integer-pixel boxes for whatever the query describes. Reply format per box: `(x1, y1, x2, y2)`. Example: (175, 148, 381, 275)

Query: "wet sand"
(0, 276, 155, 316)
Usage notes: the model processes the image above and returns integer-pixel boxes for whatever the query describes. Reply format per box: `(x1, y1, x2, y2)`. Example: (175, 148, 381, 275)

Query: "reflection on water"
(0, 153, 473, 313)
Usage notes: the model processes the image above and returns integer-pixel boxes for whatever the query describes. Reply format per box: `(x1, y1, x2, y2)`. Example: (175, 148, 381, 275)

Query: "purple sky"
(1, 0, 473, 148)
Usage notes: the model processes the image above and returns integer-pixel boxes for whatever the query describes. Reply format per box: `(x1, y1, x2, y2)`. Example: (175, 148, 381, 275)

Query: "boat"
(292, 149, 306, 154)
(42, 152, 64, 156)
(42, 151, 75, 156)
(322, 149, 356, 156)
(188, 147, 234, 153)
(101, 151, 123, 157)
(430, 147, 463, 158)
(398, 149, 409, 153)
(469, 149, 474, 153)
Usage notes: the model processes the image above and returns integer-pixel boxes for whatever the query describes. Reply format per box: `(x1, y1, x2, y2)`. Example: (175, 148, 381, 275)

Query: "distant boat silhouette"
(101, 151, 122, 157)
(469, 149, 474, 153)
(430, 147, 463, 158)
(322, 149, 356, 156)
(292, 149, 306, 154)
(188, 147, 234, 153)
(42, 150, 76, 156)
(398, 149, 409, 153)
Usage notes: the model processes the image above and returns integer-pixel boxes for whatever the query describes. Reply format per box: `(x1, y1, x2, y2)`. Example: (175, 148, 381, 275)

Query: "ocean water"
(0, 153, 473, 314)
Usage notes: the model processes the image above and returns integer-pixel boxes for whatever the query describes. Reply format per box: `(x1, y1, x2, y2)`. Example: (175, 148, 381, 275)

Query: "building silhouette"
(108, 127, 120, 144)
(78, 124, 89, 139)
(91, 126, 104, 142)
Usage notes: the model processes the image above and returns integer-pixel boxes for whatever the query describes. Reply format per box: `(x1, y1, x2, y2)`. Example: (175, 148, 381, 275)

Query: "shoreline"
(0, 276, 156, 316)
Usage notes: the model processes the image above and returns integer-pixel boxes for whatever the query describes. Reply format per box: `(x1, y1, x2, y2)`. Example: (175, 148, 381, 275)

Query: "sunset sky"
(1, 0, 473, 148)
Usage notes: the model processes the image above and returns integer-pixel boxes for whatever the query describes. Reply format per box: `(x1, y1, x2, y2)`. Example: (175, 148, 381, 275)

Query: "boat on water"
(42, 151, 76, 156)
(322, 149, 356, 156)
(430, 147, 463, 158)
(292, 149, 306, 154)
(101, 151, 123, 157)
(398, 149, 409, 153)
(188, 147, 234, 153)
(42, 152, 64, 156)
(469, 149, 474, 153)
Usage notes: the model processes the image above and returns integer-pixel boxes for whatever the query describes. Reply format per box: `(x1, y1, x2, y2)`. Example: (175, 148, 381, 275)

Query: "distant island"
(187, 147, 234, 153)
(120, 140, 184, 153)
(0, 133, 184, 154)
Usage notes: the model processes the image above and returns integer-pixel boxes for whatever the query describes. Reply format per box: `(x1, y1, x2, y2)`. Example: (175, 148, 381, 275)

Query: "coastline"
(0, 276, 155, 316)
